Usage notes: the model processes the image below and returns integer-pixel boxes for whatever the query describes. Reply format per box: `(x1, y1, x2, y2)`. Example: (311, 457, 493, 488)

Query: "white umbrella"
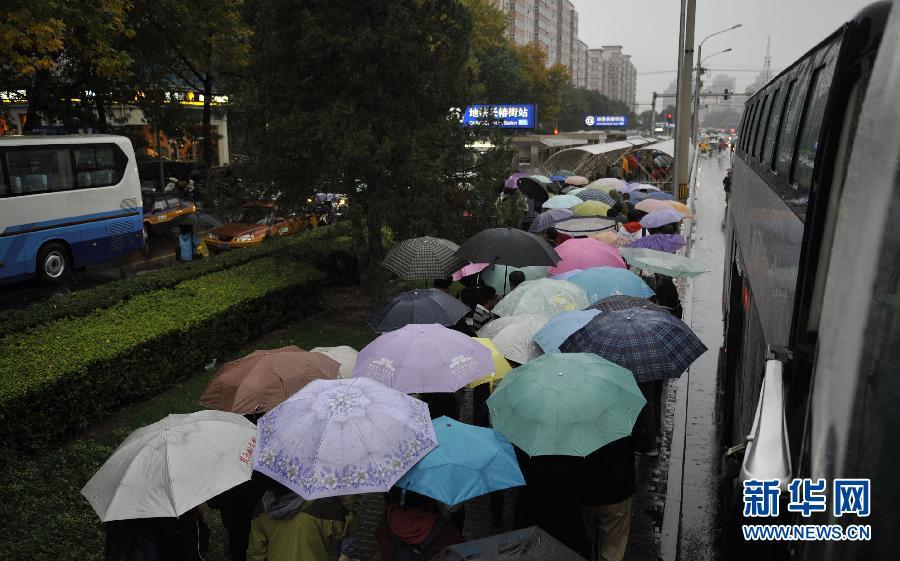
(486, 315, 548, 364)
(81, 410, 257, 522)
(477, 313, 549, 340)
(492, 278, 590, 318)
(311, 346, 359, 378)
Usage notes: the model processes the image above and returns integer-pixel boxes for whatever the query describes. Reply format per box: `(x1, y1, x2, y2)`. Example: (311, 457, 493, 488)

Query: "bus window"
(793, 64, 835, 190)
(742, 102, 758, 151)
(762, 87, 786, 167)
(755, 94, 774, 158)
(5, 148, 75, 194)
(776, 73, 811, 175)
(751, 94, 771, 158)
(74, 145, 124, 188)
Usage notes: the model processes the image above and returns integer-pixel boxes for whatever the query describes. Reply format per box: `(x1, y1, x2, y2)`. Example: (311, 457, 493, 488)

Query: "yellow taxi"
(142, 193, 197, 239)
(205, 202, 305, 252)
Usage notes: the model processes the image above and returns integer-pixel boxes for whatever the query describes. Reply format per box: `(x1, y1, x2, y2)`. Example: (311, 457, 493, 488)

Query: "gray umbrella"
(434, 526, 586, 561)
(369, 288, 471, 332)
(381, 237, 468, 280)
(456, 228, 560, 268)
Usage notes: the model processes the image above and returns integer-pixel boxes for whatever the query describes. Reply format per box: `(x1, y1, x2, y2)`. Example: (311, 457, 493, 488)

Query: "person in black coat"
(578, 436, 636, 561)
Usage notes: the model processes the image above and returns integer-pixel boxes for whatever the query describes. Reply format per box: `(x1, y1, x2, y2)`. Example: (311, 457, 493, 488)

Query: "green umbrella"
(619, 247, 707, 278)
(487, 353, 645, 456)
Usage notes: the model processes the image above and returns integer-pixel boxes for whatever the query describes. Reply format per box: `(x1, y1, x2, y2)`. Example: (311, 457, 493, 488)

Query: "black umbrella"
(456, 228, 560, 268)
(434, 526, 586, 561)
(516, 177, 550, 208)
(369, 288, 471, 332)
(382, 236, 468, 280)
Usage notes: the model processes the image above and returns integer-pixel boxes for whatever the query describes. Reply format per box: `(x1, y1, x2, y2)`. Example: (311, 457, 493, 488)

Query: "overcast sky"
(570, 0, 876, 108)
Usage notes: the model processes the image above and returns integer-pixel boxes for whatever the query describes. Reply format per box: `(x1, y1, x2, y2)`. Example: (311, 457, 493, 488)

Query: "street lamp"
(693, 24, 741, 142)
(702, 47, 732, 65)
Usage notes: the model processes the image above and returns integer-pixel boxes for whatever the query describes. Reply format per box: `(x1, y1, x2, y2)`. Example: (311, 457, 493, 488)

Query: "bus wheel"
(37, 242, 72, 284)
(143, 222, 151, 242)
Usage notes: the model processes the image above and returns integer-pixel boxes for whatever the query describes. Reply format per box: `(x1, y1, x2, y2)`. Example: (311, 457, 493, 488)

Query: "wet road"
(668, 151, 731, 561)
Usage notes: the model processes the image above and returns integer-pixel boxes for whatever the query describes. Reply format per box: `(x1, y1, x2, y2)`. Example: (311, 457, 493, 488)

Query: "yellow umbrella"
(467, 337, 513, 391)
(573, 200, 611, 217)
(666, 200, 694, 217)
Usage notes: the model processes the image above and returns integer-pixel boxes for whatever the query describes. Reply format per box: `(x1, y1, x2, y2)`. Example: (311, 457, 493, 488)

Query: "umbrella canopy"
(310, 346, 359, 379)
(590, 230, 622, 246)
(528, 208, 574, 233)
(625, 190, 652, 205)
(632, 183, 661, 192)
(395, 416, 525, 506)
(456, 228, 560, 268)
(516, 178, 550, 207)
(532, 310, 600, 354)
(589, 294, 669, 314)
(572, 200, 611, 217)
(635, 199, 676, 214)
(492, 278, 589, 318)
(568, 266, 656, 303)
(504, 172, 528, 190)
(451, 262, 490, 281)
(626, 233, 687, 253)
(556, 169, 577, 177)
(559, 307, 708, 382)
(82, 411, 257, 521)
(477, 313, 549, 339)
(200, 346, 340, 414)
(666, 200, 694, 217)
(488, 314, 547, 364)
(382, 237, 468, 281)
(370, 288, 470, 332)
(480, 264, 549, 297)
(434, 526, 587, 561)
(640, 209, 684, 229)
(549, 268, 583, 280)
(574, 189, 617, 206)
(563, 175, 589, 186)
(254, 378, 437, 499)
(586, 178, 626, 193)
(549, 174, 567, 182)
(554, 217, 617, 236)
(487, 353, 645, 456)
(530, 174, 552, 184)
(644, 191, 676, 201)
(467, 337, 514, 389)
(619, 247, 708, 277)
(542, 194, 583, 210)
(353, 324, 493, 393)
(548, 238, 626, 275)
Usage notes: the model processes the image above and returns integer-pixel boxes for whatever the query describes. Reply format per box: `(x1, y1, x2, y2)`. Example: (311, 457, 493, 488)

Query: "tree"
(513, 43, 569, 131)
(556, 85, 632, 132)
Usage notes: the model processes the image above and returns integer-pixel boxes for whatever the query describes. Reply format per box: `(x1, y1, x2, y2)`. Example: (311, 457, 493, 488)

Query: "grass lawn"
(1, 317, 375, 561)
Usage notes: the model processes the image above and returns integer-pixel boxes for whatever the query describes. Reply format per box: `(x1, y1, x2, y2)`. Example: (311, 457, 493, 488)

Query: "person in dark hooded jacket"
(376, 488, 464, 561)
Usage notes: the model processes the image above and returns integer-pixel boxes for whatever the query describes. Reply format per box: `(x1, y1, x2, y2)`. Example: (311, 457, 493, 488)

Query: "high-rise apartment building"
(533, 0, 557, 64)
(586, 46, 637, 110)
(573, 39, 589, 89)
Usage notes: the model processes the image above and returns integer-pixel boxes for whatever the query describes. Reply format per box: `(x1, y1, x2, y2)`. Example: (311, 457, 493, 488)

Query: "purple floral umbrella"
(627, 233, 686, 253)
(254, 377, 437, 500)
(352, 324, 494, 393)
(639, 209, 684, 229)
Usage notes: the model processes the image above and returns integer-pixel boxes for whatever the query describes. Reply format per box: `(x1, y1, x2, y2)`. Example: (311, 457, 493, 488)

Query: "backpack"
(388, 516, 446, 561)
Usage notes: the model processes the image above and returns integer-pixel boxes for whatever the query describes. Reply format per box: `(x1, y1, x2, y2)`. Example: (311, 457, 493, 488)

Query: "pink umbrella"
(564, 175, 589, 186)
(634, 199, 675, 214)
(452, 262, 490, 281)
(548, 238, 626, 275)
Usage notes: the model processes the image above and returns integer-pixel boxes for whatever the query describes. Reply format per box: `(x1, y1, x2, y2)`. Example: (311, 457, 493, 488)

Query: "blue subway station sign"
(584, 115, 627, 127)
(461, 104, 535, 129)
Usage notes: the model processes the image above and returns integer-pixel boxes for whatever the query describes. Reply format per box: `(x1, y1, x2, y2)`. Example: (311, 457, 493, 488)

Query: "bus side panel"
(0, 235, 32, 282)
(74, 213, 143, 268)
(729, 156, 805, 349)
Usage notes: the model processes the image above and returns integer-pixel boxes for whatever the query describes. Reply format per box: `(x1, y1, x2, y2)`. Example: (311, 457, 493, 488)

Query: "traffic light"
(666, 113, 673, 121)
(553, 128, 559, 135)
(723, 89, 730, 101)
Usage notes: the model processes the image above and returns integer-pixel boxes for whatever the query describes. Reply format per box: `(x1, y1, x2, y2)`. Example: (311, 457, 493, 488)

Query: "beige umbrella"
(200, 346, 339, 413)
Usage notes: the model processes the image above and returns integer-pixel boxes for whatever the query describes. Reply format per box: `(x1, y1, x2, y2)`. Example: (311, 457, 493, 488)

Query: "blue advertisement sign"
(461, 104, 535, 129)
(584, 115, 627, 127)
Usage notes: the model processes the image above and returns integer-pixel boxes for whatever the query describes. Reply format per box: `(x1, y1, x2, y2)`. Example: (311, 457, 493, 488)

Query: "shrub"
(0, 222, 356, 338)
(0, 258, 325, 455)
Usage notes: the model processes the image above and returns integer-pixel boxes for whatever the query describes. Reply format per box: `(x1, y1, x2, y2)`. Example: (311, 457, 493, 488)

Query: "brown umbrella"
(200, 346, 340, 414)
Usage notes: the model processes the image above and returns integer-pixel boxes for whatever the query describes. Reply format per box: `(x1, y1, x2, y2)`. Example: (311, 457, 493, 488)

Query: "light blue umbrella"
(568, 267, 656, 303)
(542, 195, 583, 210)
(480, 264, 548, 297)
(395, 416, 525, 506)
(532, 310, 600, 353)
(549, 268, 583, 281)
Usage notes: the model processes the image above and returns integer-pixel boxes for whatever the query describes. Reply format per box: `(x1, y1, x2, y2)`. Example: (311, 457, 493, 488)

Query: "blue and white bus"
(0, 135, 144, 285)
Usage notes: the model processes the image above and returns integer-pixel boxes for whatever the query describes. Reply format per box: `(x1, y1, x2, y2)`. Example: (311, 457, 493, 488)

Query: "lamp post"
(693, 48, 732, 133)
(693, 24, 741, 143)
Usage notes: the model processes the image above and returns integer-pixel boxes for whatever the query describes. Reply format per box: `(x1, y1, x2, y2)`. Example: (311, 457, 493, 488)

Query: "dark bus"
(720, 1, 899, 559)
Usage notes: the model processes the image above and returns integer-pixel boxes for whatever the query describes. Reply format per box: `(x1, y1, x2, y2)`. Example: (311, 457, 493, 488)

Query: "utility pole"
(650, 92, 658, 135)
(673, 0, 696, 200)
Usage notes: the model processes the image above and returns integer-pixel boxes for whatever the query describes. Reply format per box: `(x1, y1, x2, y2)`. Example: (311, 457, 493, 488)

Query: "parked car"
(142, 193, 197, 239)
(204, 201, 305, 252)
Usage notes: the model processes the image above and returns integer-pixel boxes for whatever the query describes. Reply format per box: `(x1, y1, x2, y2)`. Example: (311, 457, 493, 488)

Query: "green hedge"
(0, 223, 356, 338)
(0, 257, 325, 455)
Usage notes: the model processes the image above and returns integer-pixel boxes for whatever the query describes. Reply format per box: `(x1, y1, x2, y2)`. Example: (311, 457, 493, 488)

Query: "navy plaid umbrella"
(559, 307, 707, 382)
(589, 295, 669, 314)
(370, 288, 471, 332)
(382, 236, 468, 280)
(575, 189, 616, 206)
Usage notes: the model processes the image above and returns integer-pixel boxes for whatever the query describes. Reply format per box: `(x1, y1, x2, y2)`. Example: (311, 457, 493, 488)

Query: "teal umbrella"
(487, 353, 645, 456)
(395, 416, 525, 506)
(619, 247, 707, 278)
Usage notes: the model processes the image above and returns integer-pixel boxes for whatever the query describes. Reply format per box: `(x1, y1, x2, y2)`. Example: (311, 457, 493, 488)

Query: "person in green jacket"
(247, 479, 357, 561)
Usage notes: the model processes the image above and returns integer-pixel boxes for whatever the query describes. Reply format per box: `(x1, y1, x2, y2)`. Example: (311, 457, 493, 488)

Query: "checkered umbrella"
(382, 237, 469, 280)
(559, 306, 707, 383)
(574, 189, 616, 206)
(588, 295, 669, 314)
